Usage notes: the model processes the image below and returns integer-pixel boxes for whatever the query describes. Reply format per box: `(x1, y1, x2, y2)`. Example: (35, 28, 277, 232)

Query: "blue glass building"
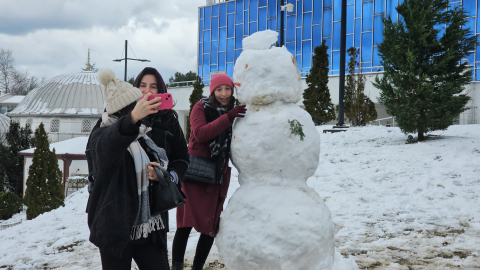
(198, 0, 478, 84)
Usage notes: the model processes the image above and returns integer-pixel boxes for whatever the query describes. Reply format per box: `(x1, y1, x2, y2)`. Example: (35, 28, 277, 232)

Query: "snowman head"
(233, 30, 302, 105)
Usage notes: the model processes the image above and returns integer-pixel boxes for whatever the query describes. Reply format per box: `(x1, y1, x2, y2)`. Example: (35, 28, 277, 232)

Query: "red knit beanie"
(209, 74, 235, 96)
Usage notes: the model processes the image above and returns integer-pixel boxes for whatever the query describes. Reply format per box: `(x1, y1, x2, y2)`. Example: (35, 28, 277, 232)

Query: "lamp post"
(279, 3, 294, 47)
(336, 0, 348, 127)
(113, 40, 151, 81)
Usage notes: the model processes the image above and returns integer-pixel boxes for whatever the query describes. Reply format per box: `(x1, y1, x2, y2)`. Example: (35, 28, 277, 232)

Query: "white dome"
(8, 71, 104, 116)
(0, 114, 10, 144)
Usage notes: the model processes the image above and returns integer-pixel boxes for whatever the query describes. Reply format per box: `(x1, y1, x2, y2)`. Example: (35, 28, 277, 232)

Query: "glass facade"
(198, 0, 478, 84)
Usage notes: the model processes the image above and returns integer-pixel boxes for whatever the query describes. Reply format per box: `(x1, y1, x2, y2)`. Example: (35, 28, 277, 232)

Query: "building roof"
(0, 95, 25, 104)
(8, 71, 104, 116)
(19, 136, 88, 156)
(0, 114, 10, 144)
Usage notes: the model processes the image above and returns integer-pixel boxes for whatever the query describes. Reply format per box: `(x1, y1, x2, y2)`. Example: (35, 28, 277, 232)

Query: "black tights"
(172, 227, 215, 265)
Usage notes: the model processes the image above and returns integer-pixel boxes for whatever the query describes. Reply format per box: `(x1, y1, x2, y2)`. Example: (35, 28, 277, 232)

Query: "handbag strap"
(153, 167, 169, 188)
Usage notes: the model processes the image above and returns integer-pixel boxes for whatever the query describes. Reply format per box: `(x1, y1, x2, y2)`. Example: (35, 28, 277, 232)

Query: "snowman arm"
(190, 102, 232, 143)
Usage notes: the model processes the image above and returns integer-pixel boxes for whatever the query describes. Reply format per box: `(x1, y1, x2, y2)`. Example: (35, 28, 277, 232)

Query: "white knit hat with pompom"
(98, 68, 143, 114)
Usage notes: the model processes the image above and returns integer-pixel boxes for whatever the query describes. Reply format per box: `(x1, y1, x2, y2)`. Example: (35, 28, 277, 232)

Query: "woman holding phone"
(88, 69, 174, 269)
(134, 67, 189, 194)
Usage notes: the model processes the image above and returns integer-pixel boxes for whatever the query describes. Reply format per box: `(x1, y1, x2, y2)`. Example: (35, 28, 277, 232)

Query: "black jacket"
(87, 114, 141, 257)
(86, 111, 189, 256)
(147, 111, 189, 184)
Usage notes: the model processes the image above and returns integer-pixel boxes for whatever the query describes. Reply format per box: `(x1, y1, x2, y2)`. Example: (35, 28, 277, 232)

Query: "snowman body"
(216, 30, 335, 270)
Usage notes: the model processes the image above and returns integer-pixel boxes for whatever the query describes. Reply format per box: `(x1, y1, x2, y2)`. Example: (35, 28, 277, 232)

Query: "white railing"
(372, 116, 395, 127)
(168, 80, 196, 88)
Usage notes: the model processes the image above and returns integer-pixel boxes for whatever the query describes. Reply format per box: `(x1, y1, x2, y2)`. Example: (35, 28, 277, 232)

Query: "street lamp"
(113, 40, 151, 81)
(278, 2, 294, 47)
(336, 0, 348, 127)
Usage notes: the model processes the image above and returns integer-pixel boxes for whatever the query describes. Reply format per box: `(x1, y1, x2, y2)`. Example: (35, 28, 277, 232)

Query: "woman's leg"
(191, 233, 215, 270)
(132, 241, 169, 270)
(172, 227, 193, 268)
(100, 246, 133, 270)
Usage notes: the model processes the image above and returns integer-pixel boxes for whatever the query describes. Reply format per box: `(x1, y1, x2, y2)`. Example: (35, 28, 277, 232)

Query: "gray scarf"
(101, 112, 168, 240)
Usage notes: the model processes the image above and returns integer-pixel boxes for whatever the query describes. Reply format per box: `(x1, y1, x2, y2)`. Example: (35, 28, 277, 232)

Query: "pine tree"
(24, 123, 64, 220)
(303, 40, 336, 125)
(185, 76, 205, 141)
(373, 0, 477, 141)
(1, 121, 34, 196)
(344, 47, 378, 126)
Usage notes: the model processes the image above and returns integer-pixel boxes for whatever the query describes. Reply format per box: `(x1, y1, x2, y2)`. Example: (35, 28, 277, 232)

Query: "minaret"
(86, 49, 92, 71)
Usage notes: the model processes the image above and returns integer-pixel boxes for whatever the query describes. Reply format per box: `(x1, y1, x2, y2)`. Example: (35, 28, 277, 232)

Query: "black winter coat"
(147, 111, 189, 184)
(87, 114, 142, 257)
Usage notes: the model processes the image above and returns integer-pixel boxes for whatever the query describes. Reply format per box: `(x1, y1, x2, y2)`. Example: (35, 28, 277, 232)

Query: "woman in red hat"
(172, 74, 246, 270)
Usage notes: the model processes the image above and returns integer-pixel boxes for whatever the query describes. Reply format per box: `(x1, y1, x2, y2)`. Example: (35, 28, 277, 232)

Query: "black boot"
(191, 261, 204, 270)
(172, 262, 183, 270)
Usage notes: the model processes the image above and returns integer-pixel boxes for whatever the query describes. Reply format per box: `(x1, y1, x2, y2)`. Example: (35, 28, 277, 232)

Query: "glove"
(227, 105, 247, 123)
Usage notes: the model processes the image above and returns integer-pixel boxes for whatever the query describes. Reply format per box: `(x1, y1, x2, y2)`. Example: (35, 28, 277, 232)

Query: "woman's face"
(139, 74, 158, 95)
(214, 85, 232, 106)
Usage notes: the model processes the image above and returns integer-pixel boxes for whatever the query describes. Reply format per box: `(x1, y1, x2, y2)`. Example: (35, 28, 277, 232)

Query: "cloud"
(0, 0, 204, 35)
(0, 0, 205, 82)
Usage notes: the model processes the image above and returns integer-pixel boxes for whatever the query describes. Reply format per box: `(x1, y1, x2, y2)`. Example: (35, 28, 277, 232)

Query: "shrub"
(0, 192, 23, 220)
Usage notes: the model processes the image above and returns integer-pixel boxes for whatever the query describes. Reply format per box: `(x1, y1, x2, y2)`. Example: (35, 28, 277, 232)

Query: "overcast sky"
(0, 0, 208, 83)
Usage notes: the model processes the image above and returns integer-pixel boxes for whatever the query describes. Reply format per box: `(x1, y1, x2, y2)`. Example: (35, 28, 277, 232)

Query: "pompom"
(98, 68, 115, 86)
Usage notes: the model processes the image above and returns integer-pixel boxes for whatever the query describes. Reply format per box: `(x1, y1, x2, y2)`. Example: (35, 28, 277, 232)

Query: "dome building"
(8, 71, 104, 143)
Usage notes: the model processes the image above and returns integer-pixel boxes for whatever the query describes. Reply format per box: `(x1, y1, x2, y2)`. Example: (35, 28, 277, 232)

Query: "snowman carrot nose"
(234, 82, 241, 86)
(245, 64, 248, 68)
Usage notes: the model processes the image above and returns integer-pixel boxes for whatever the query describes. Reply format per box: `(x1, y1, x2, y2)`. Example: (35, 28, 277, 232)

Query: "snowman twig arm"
(190, 102, 232, 143)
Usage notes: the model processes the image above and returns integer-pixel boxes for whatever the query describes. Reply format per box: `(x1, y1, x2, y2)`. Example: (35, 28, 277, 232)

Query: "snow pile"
(0, 188, 99, 270)
(217, 30, 340, 270)
(0, 125, 479, 269)
(315, 125, 480, 269)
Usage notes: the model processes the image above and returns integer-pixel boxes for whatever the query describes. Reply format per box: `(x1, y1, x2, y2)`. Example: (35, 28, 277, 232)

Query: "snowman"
(215, 30, 336, 270)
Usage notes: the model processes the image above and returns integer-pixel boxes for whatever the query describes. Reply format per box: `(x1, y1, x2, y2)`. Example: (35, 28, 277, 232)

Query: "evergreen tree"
(24, 123, 64, 220)
(344, 47, 378, 126)
(168, 71, 197, 87)
(128, 75, 136, 86)
(0, 121, 34, 196)
(186, 76, 205, 141)
(373, 0, 477, 141)
(303, 40, 336, 125)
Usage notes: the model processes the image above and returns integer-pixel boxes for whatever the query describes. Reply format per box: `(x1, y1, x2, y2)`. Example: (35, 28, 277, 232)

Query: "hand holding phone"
(146, 93, 173, 111)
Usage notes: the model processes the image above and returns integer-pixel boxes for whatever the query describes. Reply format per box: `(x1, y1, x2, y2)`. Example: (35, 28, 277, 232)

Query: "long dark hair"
(135, 67, 182, 135)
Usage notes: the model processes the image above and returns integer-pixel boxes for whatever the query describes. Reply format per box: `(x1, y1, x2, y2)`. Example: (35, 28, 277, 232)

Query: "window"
(82, 119, 92, 133)
(50, 119, 60, 132)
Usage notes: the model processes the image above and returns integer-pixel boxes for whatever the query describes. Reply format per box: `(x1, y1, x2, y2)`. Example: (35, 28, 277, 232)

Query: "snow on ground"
(1, 125, 479, 269)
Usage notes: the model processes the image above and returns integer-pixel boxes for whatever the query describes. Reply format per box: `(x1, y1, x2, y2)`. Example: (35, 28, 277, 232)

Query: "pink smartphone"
(146, 93, 173, 110)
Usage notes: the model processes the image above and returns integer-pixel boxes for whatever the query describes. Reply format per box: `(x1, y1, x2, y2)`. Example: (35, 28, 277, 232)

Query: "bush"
(0, 192, 23, 220)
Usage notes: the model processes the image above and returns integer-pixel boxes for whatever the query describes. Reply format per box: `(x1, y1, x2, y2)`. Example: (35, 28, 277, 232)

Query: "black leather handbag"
(184, 156, 217, 184)
(149, 166, 186, 216)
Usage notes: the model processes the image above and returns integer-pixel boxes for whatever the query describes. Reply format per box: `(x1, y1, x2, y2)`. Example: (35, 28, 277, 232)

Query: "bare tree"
(10, 69, 41, 95)
(0, 49, 15, 95)
(0, 49, 43, 95)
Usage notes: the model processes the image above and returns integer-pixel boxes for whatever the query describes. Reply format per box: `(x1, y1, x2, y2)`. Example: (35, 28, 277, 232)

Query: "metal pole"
(337, 0, 347, 126)
(280, 0, 285, 47)
(124, 40, 128, 81)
